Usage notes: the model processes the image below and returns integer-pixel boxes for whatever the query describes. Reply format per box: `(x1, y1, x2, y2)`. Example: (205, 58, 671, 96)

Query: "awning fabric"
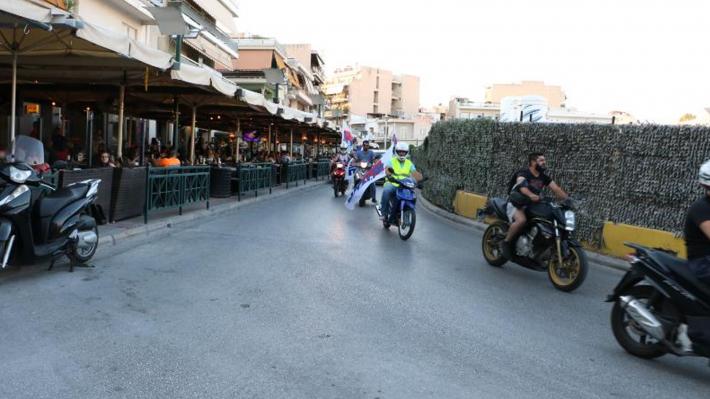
(129, 40, 173, 70)
(0, 1, 54, 24)
(240, 88, 278, 115)
(206, 66, 237, 96)
(171, 62, 212, 86)
(76, 22, 130, 57)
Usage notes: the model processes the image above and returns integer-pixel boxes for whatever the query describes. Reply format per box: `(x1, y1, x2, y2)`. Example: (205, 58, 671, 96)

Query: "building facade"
(485, 80, 566, 108)
(323, 66, 420, 122)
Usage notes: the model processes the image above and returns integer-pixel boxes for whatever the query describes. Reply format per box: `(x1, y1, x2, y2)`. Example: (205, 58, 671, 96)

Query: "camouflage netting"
(412, 119, 710, 247)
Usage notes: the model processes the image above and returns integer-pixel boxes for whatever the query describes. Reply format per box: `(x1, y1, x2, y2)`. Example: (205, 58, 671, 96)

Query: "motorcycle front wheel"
(610, 285, 667, 359)
(547, 245, 588, 292)
(333, 183, 339, 197)
(398, 209, 416, 240)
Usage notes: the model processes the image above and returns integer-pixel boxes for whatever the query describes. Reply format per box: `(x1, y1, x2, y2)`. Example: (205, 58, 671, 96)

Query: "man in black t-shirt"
(679, 161, 710, 355)
(502, 152, 568, 259)
(685, 162, 710, 283)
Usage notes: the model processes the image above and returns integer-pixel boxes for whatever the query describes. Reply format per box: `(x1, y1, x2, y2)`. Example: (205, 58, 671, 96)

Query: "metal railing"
(284, 162, 308, 188)
(314, 161, 331, 180)
(236, 163, 273, 201)
(144, 165, 210, 223)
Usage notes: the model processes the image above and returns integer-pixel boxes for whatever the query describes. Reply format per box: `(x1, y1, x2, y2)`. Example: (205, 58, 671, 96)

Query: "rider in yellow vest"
(380, 142, 423, 224)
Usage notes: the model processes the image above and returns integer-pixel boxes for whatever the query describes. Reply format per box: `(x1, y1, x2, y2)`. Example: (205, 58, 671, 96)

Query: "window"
(373, 91, 379, 103)
(373, 105, 379, 114)
(123, 23, 137, 40)
(376, 76, 380, 89)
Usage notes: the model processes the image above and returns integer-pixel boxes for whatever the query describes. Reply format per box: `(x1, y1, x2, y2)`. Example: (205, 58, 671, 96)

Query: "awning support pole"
(117, 84, 125, 159)
(10, 50, 17, 152)
(236, 118, 241, 162)
(289, 128, 293, 157)
(190, 105, 197, 165)
(173, 97, 179, 153)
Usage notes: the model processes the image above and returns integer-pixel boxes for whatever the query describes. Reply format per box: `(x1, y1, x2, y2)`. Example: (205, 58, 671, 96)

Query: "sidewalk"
(98, 180, 327, 247)
(416, 191, 630, 272)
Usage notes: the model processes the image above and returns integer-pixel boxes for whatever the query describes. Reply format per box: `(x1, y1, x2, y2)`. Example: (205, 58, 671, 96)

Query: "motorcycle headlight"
(336, 163, 343, 168)
(564, 210, 576, 231)
(9, 166, 32, 184)
(360, 162, 368, 169)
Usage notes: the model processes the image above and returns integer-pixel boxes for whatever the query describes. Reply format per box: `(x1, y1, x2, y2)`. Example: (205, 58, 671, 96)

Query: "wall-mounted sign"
(24, 103, 40, 114)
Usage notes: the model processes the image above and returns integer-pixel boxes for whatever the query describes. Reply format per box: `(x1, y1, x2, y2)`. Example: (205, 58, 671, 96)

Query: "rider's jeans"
(380, 184, 397, 219)
(687, 256, 710, 351)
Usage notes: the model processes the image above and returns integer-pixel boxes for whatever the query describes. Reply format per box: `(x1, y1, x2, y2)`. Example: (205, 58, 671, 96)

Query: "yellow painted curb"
(453, 190, 488, 219)
(601, 222, 686, 259)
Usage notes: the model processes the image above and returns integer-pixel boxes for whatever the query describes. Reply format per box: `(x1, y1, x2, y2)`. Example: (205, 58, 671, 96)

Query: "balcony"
(181, 0, 238, 55)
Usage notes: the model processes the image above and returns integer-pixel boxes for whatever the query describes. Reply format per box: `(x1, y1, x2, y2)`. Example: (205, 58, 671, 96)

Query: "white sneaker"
(676, 324, 693, 353)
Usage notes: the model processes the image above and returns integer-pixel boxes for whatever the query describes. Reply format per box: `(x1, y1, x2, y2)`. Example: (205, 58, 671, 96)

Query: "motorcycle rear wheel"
(611, 285, 667, 359)
(547, 245, 588, 292)
(68, 225, 99, 264)
(481, 222, 507, 267)
(398, 209, 416, 240)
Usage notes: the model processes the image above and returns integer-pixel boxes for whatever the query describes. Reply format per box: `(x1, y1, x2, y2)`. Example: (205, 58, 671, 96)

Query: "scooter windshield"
(13, 135, 45, 165)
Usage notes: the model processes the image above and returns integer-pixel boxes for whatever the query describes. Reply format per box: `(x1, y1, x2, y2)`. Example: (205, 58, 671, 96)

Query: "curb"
(98, 181, 326, 247)
(417, 192, 630, 272)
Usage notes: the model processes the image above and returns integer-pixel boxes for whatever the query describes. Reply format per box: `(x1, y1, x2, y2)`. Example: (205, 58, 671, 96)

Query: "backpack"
(507, 169, 523, 194)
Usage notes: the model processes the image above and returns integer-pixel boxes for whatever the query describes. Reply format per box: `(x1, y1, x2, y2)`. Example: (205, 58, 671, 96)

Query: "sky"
(238, 0, 709, 123)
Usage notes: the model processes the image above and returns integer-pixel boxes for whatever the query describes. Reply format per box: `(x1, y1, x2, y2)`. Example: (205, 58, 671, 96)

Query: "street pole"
(384, 117, 388, 149)
(117, 84, 125, 159)
(10, 50, 17, 152)
(268, 125, 272, 154)
(290, 128, 293, 157)
(190, 105, 197, 165)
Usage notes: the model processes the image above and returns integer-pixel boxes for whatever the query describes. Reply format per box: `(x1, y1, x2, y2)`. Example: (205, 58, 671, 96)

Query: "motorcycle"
(479, 197, 588, 292)
(607, 243, 710, 362)
(354, 161, 376, 207)
(376, 176, 419, 241)
(332, 162, 347, 197)
(0, 136, 101, 272)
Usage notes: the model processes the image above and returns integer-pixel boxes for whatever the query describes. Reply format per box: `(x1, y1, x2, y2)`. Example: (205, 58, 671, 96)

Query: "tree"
(679, 113, 697, 123)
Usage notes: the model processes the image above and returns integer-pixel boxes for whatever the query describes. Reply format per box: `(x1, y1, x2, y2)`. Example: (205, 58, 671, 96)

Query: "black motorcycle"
(607, 243, 710, 361)
(480, 197, 588, 292)
(0, 136, 100, 272)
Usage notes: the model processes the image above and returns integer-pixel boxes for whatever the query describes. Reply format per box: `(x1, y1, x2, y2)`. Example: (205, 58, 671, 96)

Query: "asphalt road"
(0, 184, 708, 398)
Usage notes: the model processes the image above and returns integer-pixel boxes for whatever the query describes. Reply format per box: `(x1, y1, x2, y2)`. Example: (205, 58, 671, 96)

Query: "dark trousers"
(687, 257, 710, 352)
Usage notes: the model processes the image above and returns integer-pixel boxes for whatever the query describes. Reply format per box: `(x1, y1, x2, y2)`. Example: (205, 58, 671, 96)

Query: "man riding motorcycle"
(677, 160, 710, 354)
(331, 142, 351, 171)
(502, 152, 568, 259)
(354, 139, 377, 204)
(380, 142, 422, 223)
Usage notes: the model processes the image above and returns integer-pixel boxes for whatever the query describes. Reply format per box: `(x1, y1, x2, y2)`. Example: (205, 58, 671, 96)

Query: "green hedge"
(412, 119, 710, 246)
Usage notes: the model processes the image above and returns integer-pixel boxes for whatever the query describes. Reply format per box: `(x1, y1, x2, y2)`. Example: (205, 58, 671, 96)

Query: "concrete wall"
(413, 119, 710, 248)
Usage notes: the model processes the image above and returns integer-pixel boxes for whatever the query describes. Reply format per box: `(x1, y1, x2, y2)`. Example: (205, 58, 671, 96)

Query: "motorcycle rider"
(331, 142, 351, 169)
(380, 142, 422, 223)
(354, 139, 377, 203)
(678, 160, 710, 355)
(502, 152, 568, 259)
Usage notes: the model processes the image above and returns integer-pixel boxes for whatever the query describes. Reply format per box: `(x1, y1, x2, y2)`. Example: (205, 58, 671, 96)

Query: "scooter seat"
(649, 250, 710, 300)
(38, 184, 89, 217)
(491, 197, 508, 220)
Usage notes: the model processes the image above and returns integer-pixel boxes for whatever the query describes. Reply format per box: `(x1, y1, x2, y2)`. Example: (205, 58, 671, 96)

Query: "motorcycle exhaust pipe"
(77, 230, 98, 250)
(619, 295, 666, 341)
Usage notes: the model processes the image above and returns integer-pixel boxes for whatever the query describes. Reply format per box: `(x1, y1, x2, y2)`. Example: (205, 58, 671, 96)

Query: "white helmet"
(699, 160, 710, 186)
(395, 142, 409, 161)
(339, 142, 348, 154)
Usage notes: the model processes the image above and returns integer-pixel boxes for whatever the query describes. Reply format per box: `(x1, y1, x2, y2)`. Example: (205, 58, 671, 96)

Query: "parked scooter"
(0, 136, 101, 272)
(607, 243, 710, 362)
(376, 176, 419, 241)
(354, 161, 376, 206)
(479, 197, 588, 292)
(332, 162, 347, 197)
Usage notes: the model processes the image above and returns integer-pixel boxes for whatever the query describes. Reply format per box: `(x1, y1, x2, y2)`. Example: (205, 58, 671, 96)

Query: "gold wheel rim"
(483, 226, 504, 261)
(548, 247, 581, 286)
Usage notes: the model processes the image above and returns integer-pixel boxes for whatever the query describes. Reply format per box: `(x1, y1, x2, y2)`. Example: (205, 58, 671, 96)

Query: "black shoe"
(501, 241, 513, 260)
(372, 199, 378, 204)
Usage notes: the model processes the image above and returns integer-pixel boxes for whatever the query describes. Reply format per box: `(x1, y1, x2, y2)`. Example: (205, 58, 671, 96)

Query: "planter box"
(111, 167, 147, 222)
(210, 167, 234, 198)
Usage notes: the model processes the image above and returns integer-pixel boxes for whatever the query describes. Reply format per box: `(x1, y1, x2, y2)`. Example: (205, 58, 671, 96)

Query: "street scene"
(1, 0, 710, 398)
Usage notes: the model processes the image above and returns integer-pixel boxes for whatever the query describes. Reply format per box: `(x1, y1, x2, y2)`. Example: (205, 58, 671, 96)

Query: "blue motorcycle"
(378, 176, 418, 240)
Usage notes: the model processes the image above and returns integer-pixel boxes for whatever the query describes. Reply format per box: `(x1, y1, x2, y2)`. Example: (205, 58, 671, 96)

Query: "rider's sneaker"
(372, 199, 378, 204)
(676, 324, 694, 354)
